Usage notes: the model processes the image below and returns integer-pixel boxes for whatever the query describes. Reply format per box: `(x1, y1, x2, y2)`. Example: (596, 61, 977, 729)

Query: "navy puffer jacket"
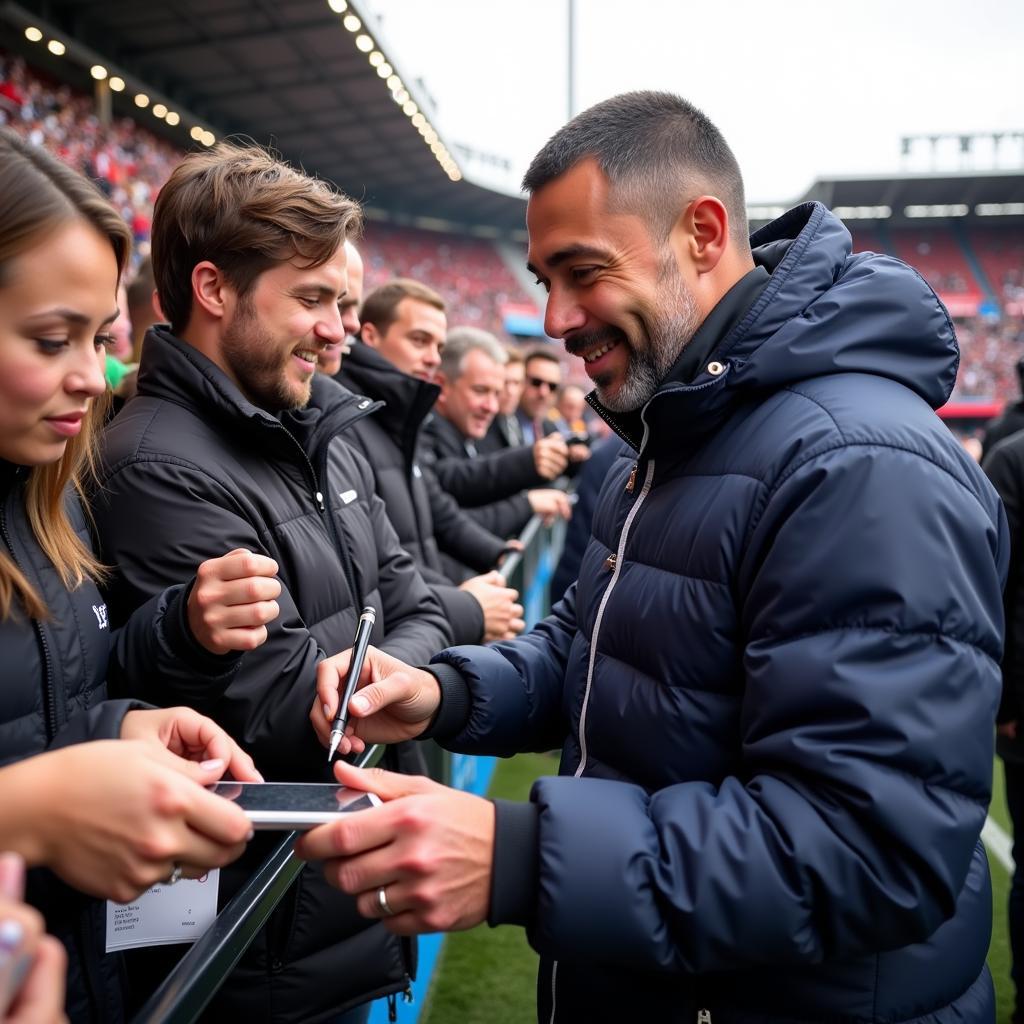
(433, 204, 1007, 1022)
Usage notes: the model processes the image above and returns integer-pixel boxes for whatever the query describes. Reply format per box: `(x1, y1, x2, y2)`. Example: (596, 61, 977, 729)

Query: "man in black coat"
(983, 430, 1024, 1022)
(425, 326, 572, 539)
(983, 356, 1024, 460)
(93, 143, 449, 1024)
(332, 273, 524, 643)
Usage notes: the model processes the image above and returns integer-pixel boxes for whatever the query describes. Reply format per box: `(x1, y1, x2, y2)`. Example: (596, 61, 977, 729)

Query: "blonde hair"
(0, 129, 129, 620)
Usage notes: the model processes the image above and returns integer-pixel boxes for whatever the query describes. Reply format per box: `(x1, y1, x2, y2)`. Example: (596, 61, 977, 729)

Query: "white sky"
(362, 0, 1023, 202)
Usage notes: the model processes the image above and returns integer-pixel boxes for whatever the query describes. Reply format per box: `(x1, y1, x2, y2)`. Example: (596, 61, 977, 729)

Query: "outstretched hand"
(295, 759, 495, 935)
(309, 646, 442, 758)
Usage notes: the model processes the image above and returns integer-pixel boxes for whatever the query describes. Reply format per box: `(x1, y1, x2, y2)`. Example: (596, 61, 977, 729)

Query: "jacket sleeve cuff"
(164, 579, 243, 677)
(419, 662, 472, 741)
(488, 799, 539, 928)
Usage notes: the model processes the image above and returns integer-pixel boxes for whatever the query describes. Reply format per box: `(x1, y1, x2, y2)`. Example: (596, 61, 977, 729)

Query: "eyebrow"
(27, 306, 119, 327)
(526, 244, 610, 277)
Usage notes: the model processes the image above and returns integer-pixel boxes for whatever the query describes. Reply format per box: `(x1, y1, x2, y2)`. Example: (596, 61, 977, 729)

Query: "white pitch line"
(983, 815, 1015, 874)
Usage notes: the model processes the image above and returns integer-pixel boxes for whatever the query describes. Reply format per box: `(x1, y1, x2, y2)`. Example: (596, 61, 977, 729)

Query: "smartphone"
(207, 782, 381, 830)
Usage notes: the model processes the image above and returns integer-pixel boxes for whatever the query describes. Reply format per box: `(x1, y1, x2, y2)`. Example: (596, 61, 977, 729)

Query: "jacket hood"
(136, 326, 380, 448)
(594, 203, 959, 451)
(335, 340, 440, 452)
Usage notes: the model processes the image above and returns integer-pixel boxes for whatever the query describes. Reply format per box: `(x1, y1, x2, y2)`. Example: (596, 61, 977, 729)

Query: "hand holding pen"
(311, 642, 444, 758)
(328, 607, 377, 762)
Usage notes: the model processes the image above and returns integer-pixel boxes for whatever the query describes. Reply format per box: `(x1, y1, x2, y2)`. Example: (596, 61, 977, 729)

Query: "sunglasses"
(527, 377, 558, 391)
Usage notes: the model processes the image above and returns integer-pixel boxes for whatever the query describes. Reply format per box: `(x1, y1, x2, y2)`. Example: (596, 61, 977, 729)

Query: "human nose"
(315, 304, 345, 345)
(543, 286, 586, 339)
(340, 305, 360, 338)
(424, 342, 442, 369)
(69, 345, 108, 399)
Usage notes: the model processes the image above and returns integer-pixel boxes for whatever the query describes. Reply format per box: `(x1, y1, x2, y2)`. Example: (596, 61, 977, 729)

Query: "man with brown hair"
(93, 142, 449, 1023)
(335, 278, 525, 639)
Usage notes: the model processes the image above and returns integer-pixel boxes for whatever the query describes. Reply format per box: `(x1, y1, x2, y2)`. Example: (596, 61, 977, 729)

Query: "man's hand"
(527, 489, 573, 527)
(459, 571, 525, 642)
(187, 548, 282, 655)
(295, 760, 494, 936)
(567, 442, 591, 464)
(310, 646, 443, 757)
(121, 707, 263, 783)
(533, 433, 569, 480)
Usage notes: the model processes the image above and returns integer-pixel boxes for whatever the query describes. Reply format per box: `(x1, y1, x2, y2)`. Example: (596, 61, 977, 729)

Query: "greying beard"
(598, 268, 701, 413)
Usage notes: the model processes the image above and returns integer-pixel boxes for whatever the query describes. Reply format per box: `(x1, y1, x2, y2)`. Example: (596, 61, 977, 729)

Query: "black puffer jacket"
(0, 460, 239, 1024)
(93, 327, 451, 1023)
(422, 413, 538, 538)
(336, 342, 509, 642)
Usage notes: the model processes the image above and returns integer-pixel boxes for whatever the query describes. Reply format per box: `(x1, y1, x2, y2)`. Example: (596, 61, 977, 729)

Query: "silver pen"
(327, 606, 376, 761)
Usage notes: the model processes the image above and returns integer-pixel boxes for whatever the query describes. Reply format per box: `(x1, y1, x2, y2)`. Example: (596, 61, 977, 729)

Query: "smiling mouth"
(581, 338, 619, 363)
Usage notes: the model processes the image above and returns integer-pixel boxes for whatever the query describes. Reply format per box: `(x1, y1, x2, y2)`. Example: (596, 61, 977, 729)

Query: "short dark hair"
(152, 141, 362, 334)
(126, 257, 154, 316)
(523, 90, 748, 249)
(359, 278, 446, 337)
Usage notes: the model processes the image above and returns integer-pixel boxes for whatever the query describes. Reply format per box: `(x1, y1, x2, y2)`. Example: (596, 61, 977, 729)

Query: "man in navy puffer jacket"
(299, 91, 1007, 1023)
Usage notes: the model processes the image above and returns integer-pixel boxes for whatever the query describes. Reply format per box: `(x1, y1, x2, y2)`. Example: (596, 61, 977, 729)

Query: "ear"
(674, 196, 730, 275)
(191, 261, 232, 321)
(360, 321, 382, 349)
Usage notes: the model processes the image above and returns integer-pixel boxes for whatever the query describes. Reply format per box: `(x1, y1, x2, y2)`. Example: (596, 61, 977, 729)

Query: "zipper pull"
(697, 1010, 712, 1024)
(603, 553, 617, 571)
(625, 462, 638, 492)
(314, 489, 326, 514)
(387, 992, 397, 1022)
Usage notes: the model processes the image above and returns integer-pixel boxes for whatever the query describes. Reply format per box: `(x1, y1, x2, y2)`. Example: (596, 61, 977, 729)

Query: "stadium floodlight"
(109, 77, 125, 92)
(190, 126, 204, 142)
(165, 111, 180, 126)
(403, 101, 417, 117)
(977, 203, 1024, 216)
(423, 128, 437, 144)
(355, 34, 374, 52)
(202, 131, 216, 147)
(90, 65, 107, 80)
(135, 93, 150, 108)
(376, 62, 393, 78)
(386, 74, 401, 90)
(47, 39, 66, 56)
(905, 204, 969, 218)
(832, 205, 892, 220)
(394, 88, 409, 104)
(152, 102, 168, 119)
(343, 14, 361, 31)
(327, 0, 348, 11)
(411, 113, 426, 129)
(24, 26, 42, 42)
(369, 51, 384, 66)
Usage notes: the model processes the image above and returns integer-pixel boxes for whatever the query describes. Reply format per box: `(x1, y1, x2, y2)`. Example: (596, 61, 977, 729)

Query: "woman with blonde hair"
(0, 128, 283, 1022)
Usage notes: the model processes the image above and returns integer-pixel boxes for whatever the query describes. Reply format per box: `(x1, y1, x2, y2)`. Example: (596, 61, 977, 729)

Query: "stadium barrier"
(130, 505, 569, 1024)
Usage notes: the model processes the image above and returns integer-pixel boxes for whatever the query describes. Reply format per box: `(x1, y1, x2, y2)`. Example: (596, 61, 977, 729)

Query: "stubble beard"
(221, 300, 312, 413)
(597, 265, 702, 414)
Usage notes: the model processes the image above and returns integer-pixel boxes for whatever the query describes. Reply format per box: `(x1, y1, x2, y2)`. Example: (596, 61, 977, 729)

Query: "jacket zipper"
(548, 458, 657, 1024)
(697, 1010, 712, 1023)
(0, 500, 58, 741)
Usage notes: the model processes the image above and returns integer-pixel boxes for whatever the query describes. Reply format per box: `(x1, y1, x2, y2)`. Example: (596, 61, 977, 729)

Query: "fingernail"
(246, 829, 255, 841)
(253, 770, 265, 783)
(0, 919, 23, 954)
(352, 695, 369, 713)
(323, 703, 331, 719)
(200, 758, 224, 772)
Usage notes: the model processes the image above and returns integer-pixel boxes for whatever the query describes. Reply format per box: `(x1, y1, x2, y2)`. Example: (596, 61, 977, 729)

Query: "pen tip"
(327, 735, 340, 762)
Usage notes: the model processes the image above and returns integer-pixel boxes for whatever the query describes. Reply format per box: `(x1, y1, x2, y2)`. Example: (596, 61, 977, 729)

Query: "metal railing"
(131, 509, 563, 1024)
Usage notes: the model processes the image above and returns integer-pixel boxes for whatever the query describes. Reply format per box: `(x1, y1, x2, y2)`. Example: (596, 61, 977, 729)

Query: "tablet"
(207, 782, 382, 830)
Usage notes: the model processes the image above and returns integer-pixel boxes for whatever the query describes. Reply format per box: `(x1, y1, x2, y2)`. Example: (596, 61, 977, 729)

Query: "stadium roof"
(797, 170, 1024, 225)
(3, 0, 531, 236)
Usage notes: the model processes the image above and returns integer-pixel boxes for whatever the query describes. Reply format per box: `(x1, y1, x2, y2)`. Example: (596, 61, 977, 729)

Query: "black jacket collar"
(136, 325, 380, 457)
(334, 341, 440, 459)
